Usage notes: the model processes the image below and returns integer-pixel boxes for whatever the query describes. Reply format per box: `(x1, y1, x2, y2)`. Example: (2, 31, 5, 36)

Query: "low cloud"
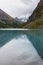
(0, 0, 40, 19)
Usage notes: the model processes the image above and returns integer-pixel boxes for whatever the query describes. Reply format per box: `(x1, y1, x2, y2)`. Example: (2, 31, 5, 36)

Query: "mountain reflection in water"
(0, 30, 43, 65)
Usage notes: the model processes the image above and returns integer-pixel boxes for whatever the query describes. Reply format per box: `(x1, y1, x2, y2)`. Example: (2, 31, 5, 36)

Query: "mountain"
(15, 17, 27, 23)
(15, 17, 23, 23)
(23, 0, 43, 29)
(29, 0, 43, 21)
(0, 0, 43, 28)
(0, 9, 20, 28)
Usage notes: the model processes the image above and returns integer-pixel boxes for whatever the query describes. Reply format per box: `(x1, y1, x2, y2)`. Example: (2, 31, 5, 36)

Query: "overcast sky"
(0, 0, 40, 19)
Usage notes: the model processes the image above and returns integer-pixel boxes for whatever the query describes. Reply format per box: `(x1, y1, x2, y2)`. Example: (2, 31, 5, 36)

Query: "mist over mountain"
(0, 0, 43, 28)
(0, 0, 40, 20)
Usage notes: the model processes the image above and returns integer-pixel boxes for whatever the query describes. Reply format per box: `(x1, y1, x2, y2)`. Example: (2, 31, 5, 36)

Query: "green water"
(0, 30, 43, 59)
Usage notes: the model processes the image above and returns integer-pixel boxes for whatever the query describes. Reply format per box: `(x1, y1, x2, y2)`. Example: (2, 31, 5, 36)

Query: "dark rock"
(29, 0, 43, 22)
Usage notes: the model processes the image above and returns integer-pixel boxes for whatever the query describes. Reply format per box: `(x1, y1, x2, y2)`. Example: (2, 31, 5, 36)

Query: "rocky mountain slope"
(23, 0, 43, 29)
(0, 9, 21, 28)
(0, 0, 43, 28)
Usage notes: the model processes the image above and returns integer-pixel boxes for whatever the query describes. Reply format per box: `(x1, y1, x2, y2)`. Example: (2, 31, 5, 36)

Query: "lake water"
(0, 30, 43, 65)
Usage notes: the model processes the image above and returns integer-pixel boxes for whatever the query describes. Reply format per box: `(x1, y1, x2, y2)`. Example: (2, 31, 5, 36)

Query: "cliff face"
(29, 0, 43, 21)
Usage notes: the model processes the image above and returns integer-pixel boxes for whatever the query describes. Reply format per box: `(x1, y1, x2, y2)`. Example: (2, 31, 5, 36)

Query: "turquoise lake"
(0, 30, 43, 65)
